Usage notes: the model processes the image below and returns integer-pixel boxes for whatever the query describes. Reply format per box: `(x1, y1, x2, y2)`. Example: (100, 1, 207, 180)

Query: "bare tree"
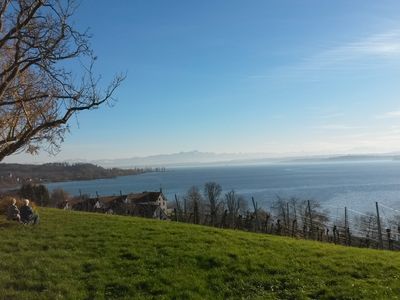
(271, 196, 302, 235)
(354, 212, 379, 240)
(271, 196, 289, 231)
(173, 194, 184, 222)
(204, 181, 222, 226)
(0, 0, 125, 161)
(185, 186, 203, 224)
(225, 190, 245, 228)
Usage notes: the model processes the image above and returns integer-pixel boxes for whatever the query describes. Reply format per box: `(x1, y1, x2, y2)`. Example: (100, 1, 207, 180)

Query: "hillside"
(1, 209, 399, 299)
(0, 163, 148, 188)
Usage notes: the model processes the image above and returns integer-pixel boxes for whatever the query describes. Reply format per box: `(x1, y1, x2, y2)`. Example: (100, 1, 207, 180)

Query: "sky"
(5, 0, 400, 163)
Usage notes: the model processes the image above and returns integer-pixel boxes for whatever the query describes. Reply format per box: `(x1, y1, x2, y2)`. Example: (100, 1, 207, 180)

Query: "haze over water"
(46, 161, 400, 214)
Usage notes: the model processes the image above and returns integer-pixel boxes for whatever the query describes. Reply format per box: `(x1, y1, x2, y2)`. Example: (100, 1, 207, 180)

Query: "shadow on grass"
(195, 254, 223, 270)
(104, 283, 129, 299)
(119, 251, 140, 261)
(0, 221, 18, 228)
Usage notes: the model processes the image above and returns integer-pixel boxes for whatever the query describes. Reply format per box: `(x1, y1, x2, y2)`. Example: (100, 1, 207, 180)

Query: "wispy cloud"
(300, 29, 400, 71)
(250, 29, 400, 80)
(345, 30, 400, 56)
(314, 124, 365, 130)
(375, 110, 400, 119)
(317, 112, 345, 119)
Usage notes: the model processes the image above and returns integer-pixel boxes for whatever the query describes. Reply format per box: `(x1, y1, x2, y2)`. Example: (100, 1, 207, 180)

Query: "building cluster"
(66, 190, 169, 220)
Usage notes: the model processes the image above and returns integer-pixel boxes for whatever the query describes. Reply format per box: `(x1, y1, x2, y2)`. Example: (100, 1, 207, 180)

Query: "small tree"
(20, 182, 49, 206)
(50, 188, 69, 207)
(19, 182, 34, 200)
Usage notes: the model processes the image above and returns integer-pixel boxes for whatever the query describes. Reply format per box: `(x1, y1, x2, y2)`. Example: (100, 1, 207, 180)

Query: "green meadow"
(0, 208, 399, 299)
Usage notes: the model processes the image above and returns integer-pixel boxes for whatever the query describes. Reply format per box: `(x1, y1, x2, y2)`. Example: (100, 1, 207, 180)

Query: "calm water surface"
(46, 161, 400, 213)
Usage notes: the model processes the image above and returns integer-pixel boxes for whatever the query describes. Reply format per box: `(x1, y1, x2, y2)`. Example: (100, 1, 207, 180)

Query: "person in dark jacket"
(6, 198, 21, 222)
(20, 199, 39, 225)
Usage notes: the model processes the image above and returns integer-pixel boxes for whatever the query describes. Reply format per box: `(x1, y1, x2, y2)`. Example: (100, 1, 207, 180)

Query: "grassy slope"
(0, 209, 399, 300)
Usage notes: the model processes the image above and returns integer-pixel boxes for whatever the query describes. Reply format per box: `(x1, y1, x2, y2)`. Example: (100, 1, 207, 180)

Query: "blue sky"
(6, 0, 400, 163)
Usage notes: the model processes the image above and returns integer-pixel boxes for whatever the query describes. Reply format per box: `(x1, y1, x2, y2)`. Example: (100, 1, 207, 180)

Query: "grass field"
(0, 208, 400, 299)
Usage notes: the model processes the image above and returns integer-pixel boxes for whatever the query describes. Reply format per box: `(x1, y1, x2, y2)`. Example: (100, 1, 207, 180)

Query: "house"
(71, 191, 168, 220)
(123, 191, 169, 220)
(70, 197, 98, 212)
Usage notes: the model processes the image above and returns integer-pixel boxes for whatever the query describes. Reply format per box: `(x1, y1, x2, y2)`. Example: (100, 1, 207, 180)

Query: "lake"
(45, 161, 400, 216)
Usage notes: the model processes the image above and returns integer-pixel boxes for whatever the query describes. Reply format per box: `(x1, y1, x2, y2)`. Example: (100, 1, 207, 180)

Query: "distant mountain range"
(91, 151, 272, 168)
(281, 154, 400, 163)
(84, 151, 400, 168)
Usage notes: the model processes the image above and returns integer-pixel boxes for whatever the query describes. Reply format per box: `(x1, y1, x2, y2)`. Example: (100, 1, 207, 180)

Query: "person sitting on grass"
(20, 199, 39, 225)
(6, 198, 21, 222)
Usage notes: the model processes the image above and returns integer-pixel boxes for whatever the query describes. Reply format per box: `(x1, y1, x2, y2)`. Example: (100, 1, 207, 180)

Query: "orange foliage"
(0, 196, 37, 215)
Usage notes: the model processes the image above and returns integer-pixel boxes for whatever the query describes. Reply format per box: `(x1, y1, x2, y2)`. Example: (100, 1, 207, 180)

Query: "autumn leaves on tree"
(0, 0, 125, 161)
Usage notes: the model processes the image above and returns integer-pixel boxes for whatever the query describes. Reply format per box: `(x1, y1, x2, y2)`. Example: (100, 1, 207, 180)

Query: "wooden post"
(291, 219, 297, 237)
(386, 228, 393, 250)
(193, 200, 199, 224)
(307, 200, 313, 239)
(276, 219, 282, 235)
(293, 201, 298, 236)
(252, 197, 259, 232)
(183, 197, 187, 222)
(347, 227, 351, 246)
(333, 225, 337, 244)
(265, 214, 270, 233)
(376, 202, 384, 249)
(286, 202, 290, 235)
(174, 194, 180, 222)
(221, 210, 227, 228)
(344, 206, 348, 245)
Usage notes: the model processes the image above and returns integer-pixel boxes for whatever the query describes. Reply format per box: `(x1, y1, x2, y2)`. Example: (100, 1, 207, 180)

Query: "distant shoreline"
(0, 163, 165, 190)
(0, 174, 142, 194)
